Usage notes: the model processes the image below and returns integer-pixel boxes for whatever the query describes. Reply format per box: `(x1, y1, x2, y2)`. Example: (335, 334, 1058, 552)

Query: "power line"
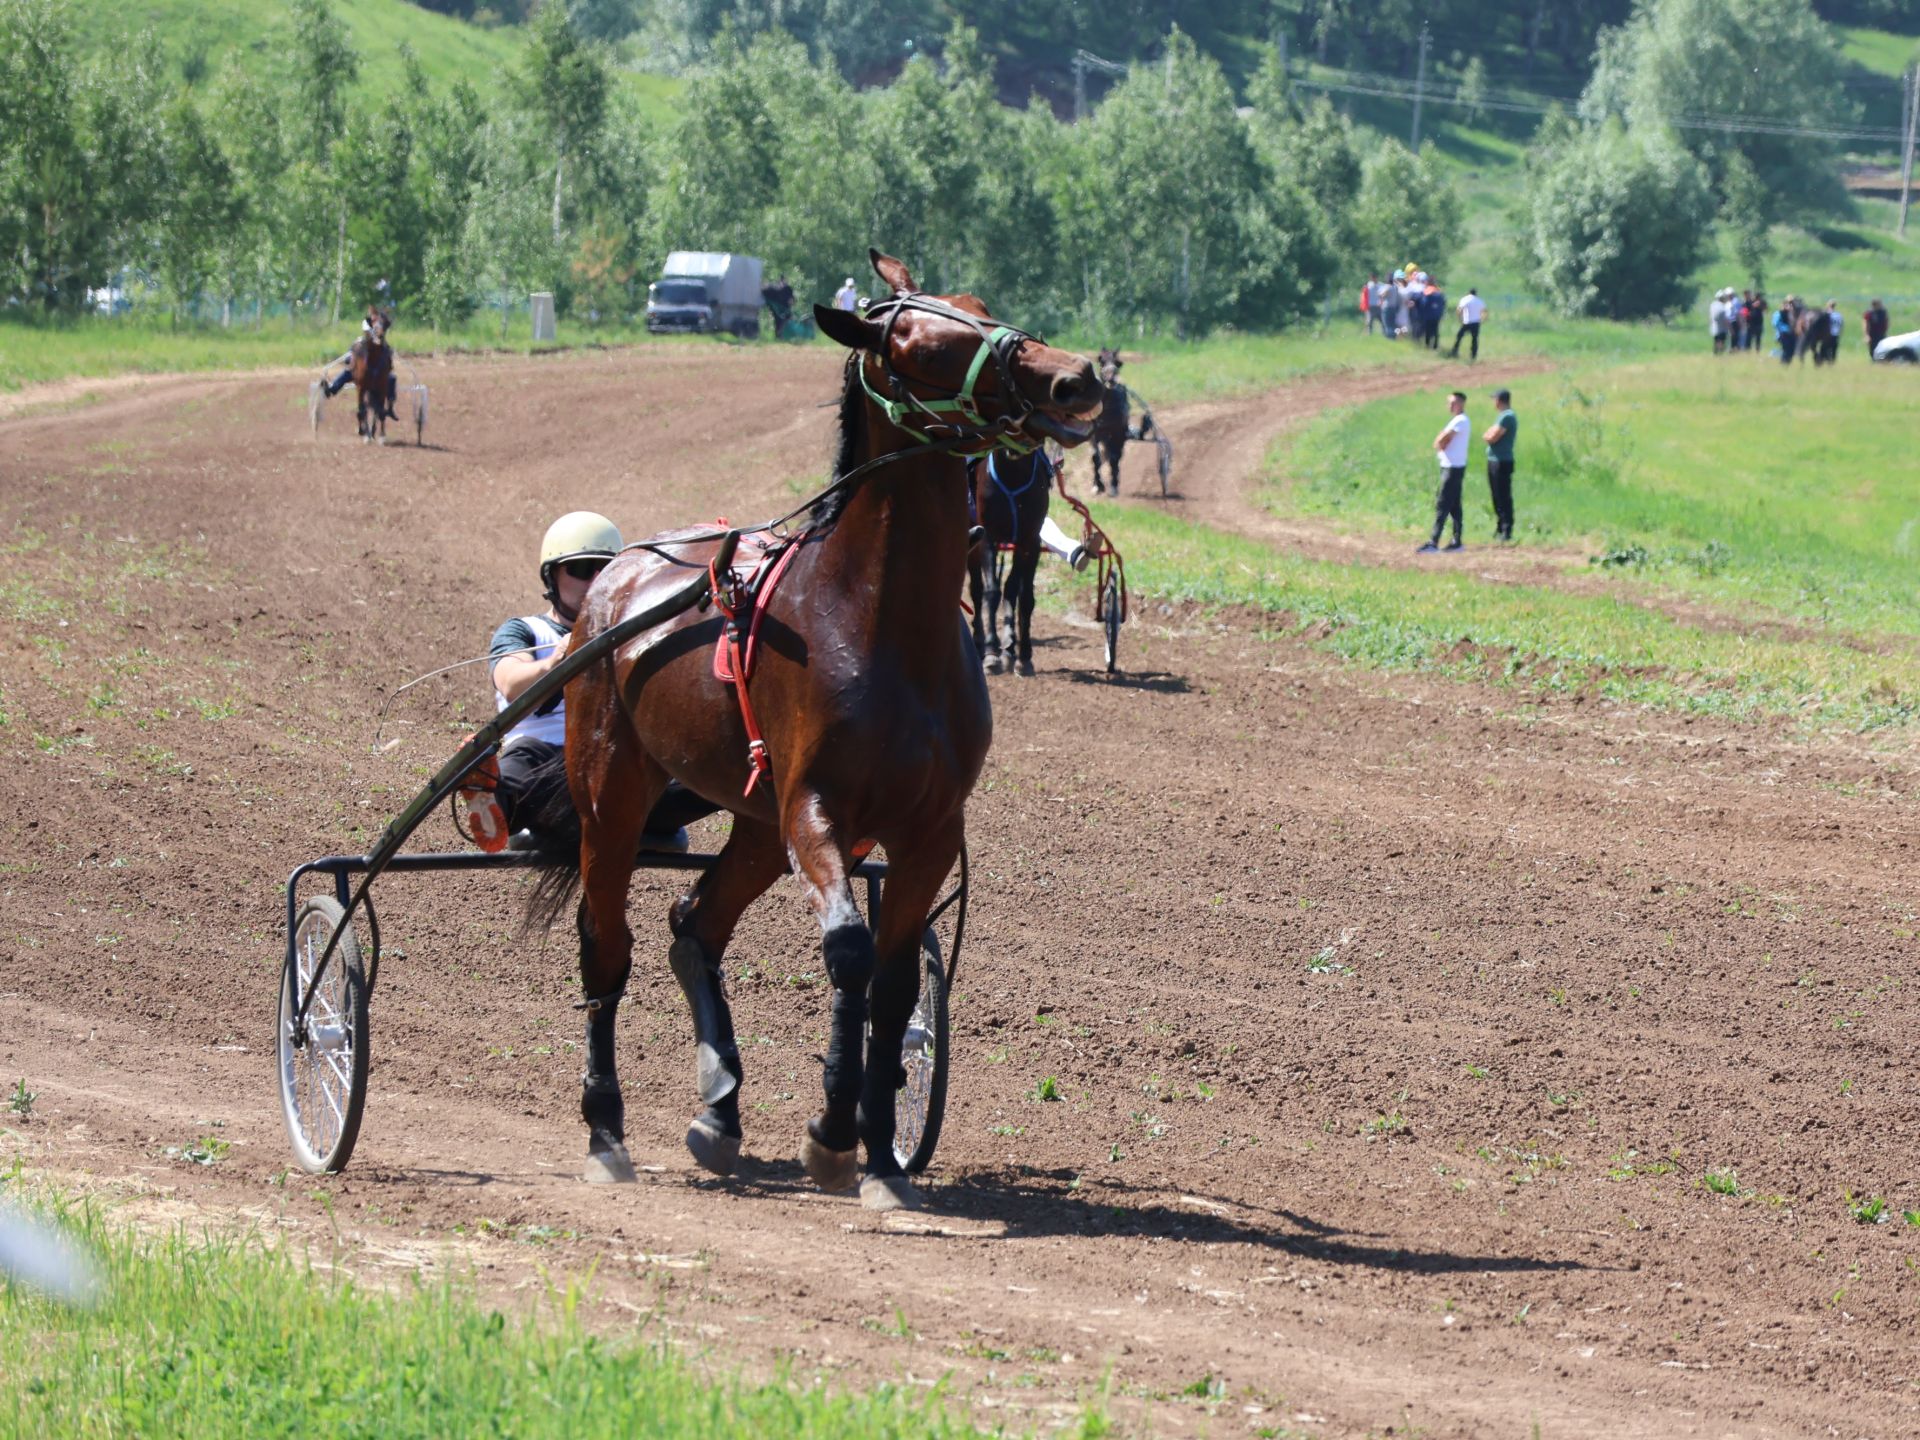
(1290, 69, 1905, 145)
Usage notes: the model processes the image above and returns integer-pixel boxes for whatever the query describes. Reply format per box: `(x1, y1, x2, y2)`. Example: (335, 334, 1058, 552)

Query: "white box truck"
(645, 251, 765, 337)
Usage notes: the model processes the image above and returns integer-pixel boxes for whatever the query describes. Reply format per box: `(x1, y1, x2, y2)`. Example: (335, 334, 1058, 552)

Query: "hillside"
(68, 0, 681, 122)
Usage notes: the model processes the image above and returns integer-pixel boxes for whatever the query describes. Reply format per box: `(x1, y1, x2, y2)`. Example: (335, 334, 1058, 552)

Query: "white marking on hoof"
(860, 1174, 922, 1212)
(983, 652, 1006, 675)
(800, 1132, 859, 1193)
(685, 1117, 741, 1177)
(583, 1144, 637, 1184)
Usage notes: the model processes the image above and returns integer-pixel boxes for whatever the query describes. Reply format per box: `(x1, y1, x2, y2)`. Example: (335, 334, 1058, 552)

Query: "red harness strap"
(709, 533, 807, 797)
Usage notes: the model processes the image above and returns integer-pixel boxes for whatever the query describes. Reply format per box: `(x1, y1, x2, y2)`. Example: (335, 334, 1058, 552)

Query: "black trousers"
(1451, 321, 1480, 359)
(1430, 466, 1465, 545)
(1488, 459, 1515, 540)
(497, 739, 718, 846)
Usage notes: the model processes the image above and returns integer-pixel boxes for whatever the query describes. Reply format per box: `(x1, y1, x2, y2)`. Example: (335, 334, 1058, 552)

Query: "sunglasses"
(561, 558, 608, 581)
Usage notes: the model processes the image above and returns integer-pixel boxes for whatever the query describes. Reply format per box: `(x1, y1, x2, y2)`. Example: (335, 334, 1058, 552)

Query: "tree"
(1349, 140, 1463, 278)
(463, 115, 558, 337)
(156, 92, 241, 319)
(1580, 0, 1855, 214)
(1523, 118, 1714, 319)
(511, 3, 610, 247)
(1719, 149, 1770, 289)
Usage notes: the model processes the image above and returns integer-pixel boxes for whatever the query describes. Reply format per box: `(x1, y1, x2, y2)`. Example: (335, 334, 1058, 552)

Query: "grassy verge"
(1055, 496, 1920, 733)
(0, 1196, 1048, 1440)
(1267, 353, 1920, 641)
(0, 312, 712, 393)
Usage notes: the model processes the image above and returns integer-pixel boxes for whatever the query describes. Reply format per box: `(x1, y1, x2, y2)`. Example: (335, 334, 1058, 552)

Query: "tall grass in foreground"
(0, 1199, 1041, 1440)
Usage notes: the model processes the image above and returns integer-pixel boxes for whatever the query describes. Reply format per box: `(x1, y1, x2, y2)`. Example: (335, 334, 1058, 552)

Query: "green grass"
(0, 311, 692, 393)
(1268, 354, 1920, 646)
(0, 1198, 1023, 1440)
(70, 0, 682, 124)
(1839, 25, 1920, 79)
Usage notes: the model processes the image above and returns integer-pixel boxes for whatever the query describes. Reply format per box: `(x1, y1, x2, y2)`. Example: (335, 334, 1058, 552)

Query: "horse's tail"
(519, 746, 585, 935)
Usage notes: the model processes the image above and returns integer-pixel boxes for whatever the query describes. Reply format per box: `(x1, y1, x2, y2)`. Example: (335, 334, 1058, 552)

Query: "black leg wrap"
(668, 935, 742, 1108)
(819, 924, 874, 1141)
(581, 1072, 625, 1148)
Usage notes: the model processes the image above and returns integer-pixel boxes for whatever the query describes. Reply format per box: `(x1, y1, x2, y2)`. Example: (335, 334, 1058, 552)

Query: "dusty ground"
(4, 341, 1919, 1439)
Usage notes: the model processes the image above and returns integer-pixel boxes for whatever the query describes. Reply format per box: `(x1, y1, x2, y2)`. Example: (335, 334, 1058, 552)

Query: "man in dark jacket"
(1865, 299, 1891, 360)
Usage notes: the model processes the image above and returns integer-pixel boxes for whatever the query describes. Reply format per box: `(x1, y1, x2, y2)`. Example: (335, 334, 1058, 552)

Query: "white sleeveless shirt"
(490, 613, 570, 750)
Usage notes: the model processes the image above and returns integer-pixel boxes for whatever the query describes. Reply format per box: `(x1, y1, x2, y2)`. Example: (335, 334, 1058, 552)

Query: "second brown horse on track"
(544, 251, 1100, 1210)
(351, 307, 395, 444)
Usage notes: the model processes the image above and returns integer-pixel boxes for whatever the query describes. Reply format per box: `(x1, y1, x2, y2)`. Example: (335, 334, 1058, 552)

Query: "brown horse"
(1091, 346, 1150, 494)
(546, 251, 1100, 1209)
(967, 446, 1054, 676)
(351, 307, 395, 444)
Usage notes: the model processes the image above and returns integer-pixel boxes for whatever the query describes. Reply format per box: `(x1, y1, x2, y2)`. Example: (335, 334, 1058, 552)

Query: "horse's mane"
(812, 351, 867, 528)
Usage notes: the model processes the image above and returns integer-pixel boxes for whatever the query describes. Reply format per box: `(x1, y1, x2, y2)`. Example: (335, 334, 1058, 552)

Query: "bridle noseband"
(858, 292, 1045, 456)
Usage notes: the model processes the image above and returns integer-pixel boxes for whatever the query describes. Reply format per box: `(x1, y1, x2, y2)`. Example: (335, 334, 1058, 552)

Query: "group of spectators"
(1708, 288, 1894, 366)
(1361, 270, 1487, 361)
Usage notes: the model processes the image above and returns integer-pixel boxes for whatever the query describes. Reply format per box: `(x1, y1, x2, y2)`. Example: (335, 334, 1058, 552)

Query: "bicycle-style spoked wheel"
(308, 380, 325, 438)
(1102, 571, 1122, 674)
(277, 896, 371, 1174)
(892, 930, 949, 1174)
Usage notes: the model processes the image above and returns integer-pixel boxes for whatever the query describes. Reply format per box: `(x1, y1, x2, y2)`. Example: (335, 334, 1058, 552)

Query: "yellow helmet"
(539, 511, 622, 588)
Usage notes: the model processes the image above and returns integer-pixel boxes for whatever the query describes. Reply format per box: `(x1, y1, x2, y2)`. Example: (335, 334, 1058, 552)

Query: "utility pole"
(1900, 64, 1918, 239)
(1071, 48, 1128, 124)
(1410, 22, 1432, 150)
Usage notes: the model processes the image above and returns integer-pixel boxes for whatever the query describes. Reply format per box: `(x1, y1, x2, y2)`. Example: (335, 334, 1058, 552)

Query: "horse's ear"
(814, 303, 883, 352)
(870, 249, 916, 295)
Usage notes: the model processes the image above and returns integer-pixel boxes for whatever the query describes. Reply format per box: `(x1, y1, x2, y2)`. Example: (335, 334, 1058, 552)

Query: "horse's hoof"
(583, 1143, 637, 1185)
(860, 1174, 923, 1212)
(1016, 659, 1035, 678)
(800, 1132, 859, 1193)
(685, 1116, 741, 1177)
(983, 652, 1006, 675)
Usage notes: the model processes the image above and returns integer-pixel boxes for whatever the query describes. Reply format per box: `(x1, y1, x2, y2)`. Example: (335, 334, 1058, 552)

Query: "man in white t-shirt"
(833, 277, 859, 312)
(1450, 287, 1486, 361)
(1417, 391, 1471, 554)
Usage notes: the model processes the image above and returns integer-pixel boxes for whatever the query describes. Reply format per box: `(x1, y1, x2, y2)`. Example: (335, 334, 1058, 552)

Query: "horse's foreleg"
(1091, 443, 1106, 494)
(968, 552, 988, 666)
(666, 816, 786, 1175)
(787, 793, 870, 1193)
(568, 681, 661, 1185)
(982, 550, 1006, 674)
(1014, 543, 1041, 676)
(856, 820, 962, 1211)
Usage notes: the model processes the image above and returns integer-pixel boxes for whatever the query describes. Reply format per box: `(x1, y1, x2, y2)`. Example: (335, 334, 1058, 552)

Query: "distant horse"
(967, 446, 1053, 677)
(538, 250, 1100, 1210)
(351, 307, 395, 443)
(1090, 347, 1151, 494)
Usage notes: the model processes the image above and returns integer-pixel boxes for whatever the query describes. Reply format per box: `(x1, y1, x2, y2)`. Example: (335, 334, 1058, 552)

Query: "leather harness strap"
(708, 532, 810, 797)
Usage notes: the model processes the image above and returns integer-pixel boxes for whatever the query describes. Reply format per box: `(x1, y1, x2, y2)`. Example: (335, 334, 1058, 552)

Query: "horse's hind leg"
(666, 816, 786, 1175)
(968, 553, 989, 669)
(857, 820, 962, 1210)
(787, 794, 871, 1193)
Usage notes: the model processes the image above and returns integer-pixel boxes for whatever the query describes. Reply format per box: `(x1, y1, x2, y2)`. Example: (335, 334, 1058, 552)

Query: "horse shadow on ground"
(710, 1157, 1593, 1278)
(1056, 668, 1189, 694)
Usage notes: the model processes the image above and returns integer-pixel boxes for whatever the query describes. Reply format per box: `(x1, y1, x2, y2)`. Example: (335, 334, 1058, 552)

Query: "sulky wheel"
(1102, 571, 1122, 674)
(412, 387, 428, 446)
(308, 379, 325, 438)
(1156, 435, 1173, 497)
(892, 929, 950, 1174)
(278, 896, 371, 1174)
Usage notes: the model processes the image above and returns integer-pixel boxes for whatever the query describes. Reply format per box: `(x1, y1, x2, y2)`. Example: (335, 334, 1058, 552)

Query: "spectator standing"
(1748, 292, 1767, 355)
(1401, 271, 1423, 341)
(1865, 298, 1890, 359)
(833, 276, 859, 311)
(1381, 274, 1404, 338)
(1417, 391, 1471, 554)
(1774, 298, 1796, 364)
(1824, 301, 1843, 364)
(1451, 287, 1486, 360)
(1709, 288, 1730, 355)
(1360, 273, 1378, 334)
(1483, 388, 1518, 543)
(1423, 278, 1447, 352)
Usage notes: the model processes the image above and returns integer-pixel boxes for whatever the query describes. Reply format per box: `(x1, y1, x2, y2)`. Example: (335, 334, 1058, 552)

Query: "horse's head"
(367, 307, 391, 343)
(815, 249, 1100, 451)
(1097, 347, 1122, 388)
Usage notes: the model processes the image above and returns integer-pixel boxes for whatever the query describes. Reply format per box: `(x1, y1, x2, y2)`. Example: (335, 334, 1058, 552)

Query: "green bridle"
(856, 291, 1045, 456)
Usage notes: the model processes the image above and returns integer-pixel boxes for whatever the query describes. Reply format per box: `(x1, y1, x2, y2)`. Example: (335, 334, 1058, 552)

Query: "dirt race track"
(4, 344, 1919, 1439)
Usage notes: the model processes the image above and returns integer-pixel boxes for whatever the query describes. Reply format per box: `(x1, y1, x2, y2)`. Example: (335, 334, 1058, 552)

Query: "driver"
(489, 511, 715, 852)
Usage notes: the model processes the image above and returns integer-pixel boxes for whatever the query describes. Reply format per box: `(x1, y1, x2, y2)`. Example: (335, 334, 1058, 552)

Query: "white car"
(1873, 328, 1920, 363)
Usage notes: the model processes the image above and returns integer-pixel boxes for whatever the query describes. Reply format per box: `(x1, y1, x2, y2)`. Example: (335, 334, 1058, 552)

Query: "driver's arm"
(492, 647, 567, 704)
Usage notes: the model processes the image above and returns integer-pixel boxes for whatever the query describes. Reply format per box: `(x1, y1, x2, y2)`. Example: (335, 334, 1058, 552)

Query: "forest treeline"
(0, 0, 1871, 335)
